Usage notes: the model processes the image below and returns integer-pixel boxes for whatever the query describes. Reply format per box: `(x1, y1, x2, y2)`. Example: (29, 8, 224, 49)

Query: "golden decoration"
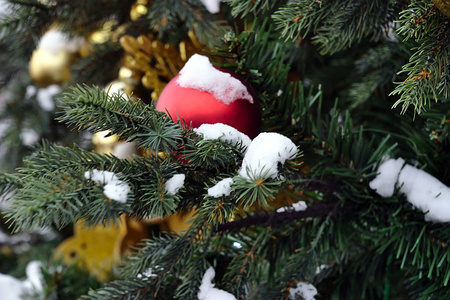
(29, 28, 90, 87)
(29, 48, 74, 87)
(119, 32, 202, 100)
(53, 216, 147, 281)
(53, 217, 127, 281)
(130, 0, 149, 21)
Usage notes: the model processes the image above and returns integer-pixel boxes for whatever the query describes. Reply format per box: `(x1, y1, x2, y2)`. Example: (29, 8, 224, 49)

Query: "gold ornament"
(432, 0, 450, 17)
(29, 48, 75, 87)
(29, 29, 89, 87)
(130, 0, 149, 21)
(92, 130, 119, 154)
(119, 32, 202, 100)
(54, 216, 147, 281)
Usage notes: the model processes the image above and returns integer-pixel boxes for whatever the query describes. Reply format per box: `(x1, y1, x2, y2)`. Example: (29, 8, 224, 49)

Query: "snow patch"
(289, 282, 318, 300)
(195, 123, 251, 149)
(200, 0, 221, 13)
(177, 54, 253, 105)
(20, 128, 40, 146)
(239, 132, 297, 180)
(165, 174, 185, 195)
(277, 201, 307, 213)
(0, 261, 44, 300)
(84, 169, 130, 203)
(26, 84, 60, 111)
(198, 267, 236, 300)
(369, 158, 404, 198)
(208, 178, 234, 198)
(38, 30, 86, 55)
(370, 158, 450, 223)
(0, 0, 10, 17)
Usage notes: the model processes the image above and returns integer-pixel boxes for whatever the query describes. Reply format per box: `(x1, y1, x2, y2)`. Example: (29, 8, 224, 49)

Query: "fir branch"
(225, 0, 280, 17)
(119, 217, 209, 298)
(147, 0, 224, 47)
(81, 278, 158, 300)
(4, 142, 180, 231)
(274, 0, 399, 55)
(312, 0, 396, 55)
(221, 230, 271, 298)
(0, 0, 52, 59)
(58, 84, 184, 153)
(0, 172, 21, 195)
(272, 0, 331, 41)
(182, 132, 247, 172)
(391, 0, 450, 114)
(216, 202, 337, 232)
(233, 173, 284, 210)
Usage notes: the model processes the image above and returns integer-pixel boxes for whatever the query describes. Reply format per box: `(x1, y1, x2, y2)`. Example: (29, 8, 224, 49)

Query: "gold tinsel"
(119, 32, 202, 100)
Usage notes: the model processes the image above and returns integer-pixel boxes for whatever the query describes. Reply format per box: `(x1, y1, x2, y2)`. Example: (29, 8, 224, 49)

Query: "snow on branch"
(194, 123, 251, 149)
(198, 267, 236, 300)
(165, 174, 185, 195)
(239, 132, 297, 180)
(84, 169, 130, 203)
(208, 178, 234, 198)
(370, 158, 450, 223)
(289, 281, 318, 300)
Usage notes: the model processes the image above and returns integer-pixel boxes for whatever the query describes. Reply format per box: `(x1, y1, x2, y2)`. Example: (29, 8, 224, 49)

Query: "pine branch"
(216, 202, 337, 232)
(147, 0, 225, 47)
(391, 0, 450, 114)
(4, 142, 181, 231)
(225, 0, 280, 17)
(58, 84, 184, 154)
(0, 0, 52, 59)
(312, 0, 396, 55)
(272, 0, 331, 41)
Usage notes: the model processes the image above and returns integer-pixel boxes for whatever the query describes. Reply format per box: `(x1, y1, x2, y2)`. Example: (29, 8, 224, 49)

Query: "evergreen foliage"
(0, 0, 450, 299)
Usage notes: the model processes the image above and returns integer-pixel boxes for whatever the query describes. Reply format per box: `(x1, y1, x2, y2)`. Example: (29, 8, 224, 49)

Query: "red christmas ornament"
(155, 54, 261, 139)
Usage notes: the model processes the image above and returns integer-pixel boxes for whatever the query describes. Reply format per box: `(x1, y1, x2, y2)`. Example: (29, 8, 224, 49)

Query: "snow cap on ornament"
(155, 54, 261, 139)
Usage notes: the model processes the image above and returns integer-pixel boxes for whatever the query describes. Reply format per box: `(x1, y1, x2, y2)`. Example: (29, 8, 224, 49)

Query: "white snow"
(136, 268, 157, 279)
(0, 273, 24, 300)
(239, 132, 297, 180)
(200, 0, 221, 13)
(232, 242, 242, 249)
(198, 267, 236, 300)
(84, 169, 131, 203)
(370, 158, 450, 222)
(113, 141, 138, 159)
(369, 158, 404, 198)
(207, 178, 234, 198)
(38, 30, 86, 55)
(20, 128, 40, 146)
(26, 84, 60, 111)
(0, 261, 44, 300)
(165, 174, 185, 195)
(0, 0, 10, 17)
(37, 85, 60, 111)
(276, 201, 307, 213)
(177, 54, 253, 105)
(315, 264, 330, 275)
(289, 282, 318, 300)
(195, 123, 251, 149)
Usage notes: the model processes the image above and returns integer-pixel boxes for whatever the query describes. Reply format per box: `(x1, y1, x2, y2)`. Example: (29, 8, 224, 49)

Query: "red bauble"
(155, 68, 261, 139)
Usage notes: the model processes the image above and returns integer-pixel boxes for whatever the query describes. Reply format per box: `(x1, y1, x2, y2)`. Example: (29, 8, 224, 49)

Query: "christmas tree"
(1, 0, 450, 299)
